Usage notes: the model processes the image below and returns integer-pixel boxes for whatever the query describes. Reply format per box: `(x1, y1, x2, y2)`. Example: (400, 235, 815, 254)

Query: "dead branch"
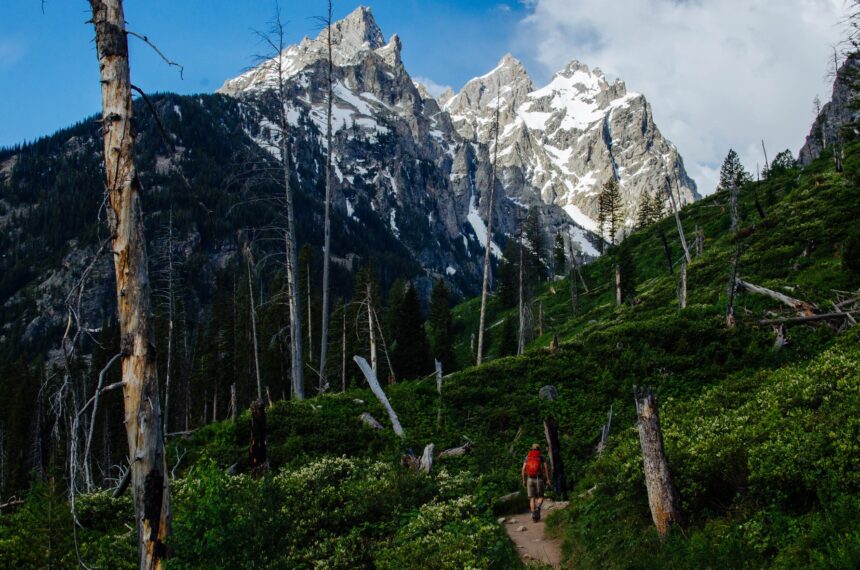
(736, 279, 817, 316)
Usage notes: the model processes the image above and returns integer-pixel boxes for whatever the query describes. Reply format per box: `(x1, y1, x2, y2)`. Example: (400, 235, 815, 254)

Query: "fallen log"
(757, 311, 858, 326)
(354, 355, 404, 437)
(438, 440, 475, 459)
(736, 279, 817, 316)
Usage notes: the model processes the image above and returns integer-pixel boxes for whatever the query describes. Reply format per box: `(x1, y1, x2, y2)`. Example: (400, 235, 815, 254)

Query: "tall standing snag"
(318, 0, 334, 394)
(476, 96, 501, 366)
(353, 356, 404, 437)
(634, 387, 683, 536)
(88, 1, 171, 565)
(543, 416, 568, 498)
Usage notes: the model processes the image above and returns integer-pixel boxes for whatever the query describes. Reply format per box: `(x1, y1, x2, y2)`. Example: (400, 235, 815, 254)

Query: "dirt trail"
(501, 499, 567, 568)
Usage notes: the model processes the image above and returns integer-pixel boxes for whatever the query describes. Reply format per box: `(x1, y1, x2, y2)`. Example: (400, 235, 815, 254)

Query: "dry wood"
(89, 1, 171, 564)
(544, 416, 568, 498)
(438, 440, 475, 458)
(756, 312, 858, 325)
(596, 405, 613, 455)
(678, 262, 687, 309)
(354, 356, 404, 436)
(477, 96, 501, 365)
(419, 443, 435, 474)
(634, 387, 683, 536)
(358, 412, 384, 430)
(736, 279, 817, 315)
(664, 180, 692, 264)
(615, 263, 622, 306)
(318, 0, 334, 393)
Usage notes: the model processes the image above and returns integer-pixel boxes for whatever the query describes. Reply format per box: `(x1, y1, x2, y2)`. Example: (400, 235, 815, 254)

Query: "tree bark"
(695, 225, 704, 257)
(615, 263, 622, 306)
(658, 228, 674, 275)
(476, 100, 501, 366)
(518, 231, 526, 355)
(341, 300, 347, 392)
(358, 412, 384, 430)
(664, 180, 691, 264)
(596, 405, 612, 455)
(366, 284, 378, 376)
(89, 1, 171, 565)
(249, 399, 267, 470)
(735, 279, 817, 316)
(543, 416, 567, 498)
(678, 262, 687, 309)
(353, 356, 403, 437)
(634, 387, 683, 537)
(319, 0, 334, 394)
(230, 383, 237, 423)
(245, 244, 262, 400)
(435, 359, 443, 428)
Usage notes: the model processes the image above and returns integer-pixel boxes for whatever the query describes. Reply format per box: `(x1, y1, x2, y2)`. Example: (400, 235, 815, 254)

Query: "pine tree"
(390, 283, 431, 380)
(717, 149, 752, 193)
(635, 192, 653, 229)
(428, 280, 455, 371)
(497, 238, 520, 308)
(553, 232, 566, 276)
(523, 209, 547, 283)
(599, 178, 624, 245)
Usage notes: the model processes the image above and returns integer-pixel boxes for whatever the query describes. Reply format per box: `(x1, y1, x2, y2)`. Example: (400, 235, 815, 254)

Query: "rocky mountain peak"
(332, 5, 386, 53)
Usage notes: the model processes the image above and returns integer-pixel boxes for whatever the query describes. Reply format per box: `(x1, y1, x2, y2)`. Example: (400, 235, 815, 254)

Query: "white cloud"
(0, 38, 27, 70)
(518, 0, 848, 194)
(413, 76, 453, 98)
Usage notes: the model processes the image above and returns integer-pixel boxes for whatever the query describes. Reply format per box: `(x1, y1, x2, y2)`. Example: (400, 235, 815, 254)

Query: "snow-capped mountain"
(443, 55, 699, 233)
(217, 6, 604, 274)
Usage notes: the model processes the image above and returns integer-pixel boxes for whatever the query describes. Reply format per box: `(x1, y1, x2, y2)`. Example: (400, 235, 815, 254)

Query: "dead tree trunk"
(695, 225, 704, 256)
(341, 300, 347, 393)
(634, 387, 683, 537)
(726, 179, 741, 328)
(596, 405, 613, 455)
(245, 244, 262, 400)
(678, 262, 687, 309)
(89, 1, 171, 565)
(367, 284, 378, 376)
(735, 279, 817, 316)
(229, 384, 237, 423)
(565, 234, 579, 316)
(543, 416, 567, 498)
(163, 208, 175, 438)
(658, 228, 674, 275)
(539, 302, 544, 337)
(249, 399, 267, 470)
(664, 180, 691, 264)
(269, 14, 304, 401)
(353, 356, 404, 437)
(615, 264, 622, 306)
(518, 231, 526, 355)
(318, 0, 334, 394)
(435, 359, 443, 428)
(476, 100, 501, 366)
(306, 265, 313, 365)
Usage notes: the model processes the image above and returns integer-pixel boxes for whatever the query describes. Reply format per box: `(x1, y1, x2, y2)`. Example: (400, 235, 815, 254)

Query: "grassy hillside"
(2, 144, 858, 568)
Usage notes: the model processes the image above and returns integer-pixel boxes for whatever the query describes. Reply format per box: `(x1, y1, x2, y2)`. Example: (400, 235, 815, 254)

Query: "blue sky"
(0, 1, 533, 148)
(0, 1, 848, 193)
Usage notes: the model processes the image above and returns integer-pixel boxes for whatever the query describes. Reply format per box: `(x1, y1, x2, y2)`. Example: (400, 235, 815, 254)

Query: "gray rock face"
(798, 53, 860, 165)
(218, 6, 604, 289)
(444, 56, 699, 240)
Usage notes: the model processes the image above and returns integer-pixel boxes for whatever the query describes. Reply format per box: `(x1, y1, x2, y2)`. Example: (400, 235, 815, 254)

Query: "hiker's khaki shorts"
(526, 477, 545, 498)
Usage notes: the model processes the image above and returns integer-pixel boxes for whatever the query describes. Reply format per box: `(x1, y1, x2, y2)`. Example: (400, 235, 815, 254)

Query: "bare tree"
(88, 1, 171, 565)
(318, 0, 334, 393)
(244, 242, 263, 400)
(663, 178, 692, 264)
(476, 95, 501, 366)
(517, 228, 526, 355)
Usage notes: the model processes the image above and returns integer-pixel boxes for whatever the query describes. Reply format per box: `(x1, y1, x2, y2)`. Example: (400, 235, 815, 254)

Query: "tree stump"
(539, 385, 559, 401)
(543, 416, 568, 498)
(634, 387, 682, 536)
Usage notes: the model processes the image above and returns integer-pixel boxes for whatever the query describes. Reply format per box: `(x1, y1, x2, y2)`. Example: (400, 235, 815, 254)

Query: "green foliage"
(428, 279, 456, 371)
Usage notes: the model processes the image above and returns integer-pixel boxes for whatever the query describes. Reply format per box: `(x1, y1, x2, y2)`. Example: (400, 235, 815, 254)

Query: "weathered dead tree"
(318, 0, 334, 394)
(438, 439, 475, 459)
(596, 405, 613, 455)
(543, 416, 567, 498)
(772, 323, 789, 348)
(615, 263, 622, 306)
(564, 234, 580, 315)
(229, 384, 237, 422)
(249, 399, 267, 471)
(678, 262, 688, 309)
(359, 412, 384, 430)
(550, 333, 559, 353)
(695, 225, 704, 256)
(757, 312, 858, 326)
(366, 284, 378, 376)
(658, 227, 674, 275)
(89, 1, 171, 565)
(244, 243, 263, 400)
(735, 279, 817, 316)
(726, 178, 741, 328)
(634, 387, 683, 537)
(476, 96, 501, 366)
(435, 359, 443, 427)
(539, 301, 545, 336)
(419, 443, 434, 474)
(518, 230, 526, 355)
(663, 179, 692, 264)
(354, 356, 404, 437)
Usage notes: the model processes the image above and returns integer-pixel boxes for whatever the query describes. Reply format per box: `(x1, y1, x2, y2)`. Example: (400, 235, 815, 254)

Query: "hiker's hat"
(531, 443, 540, 450)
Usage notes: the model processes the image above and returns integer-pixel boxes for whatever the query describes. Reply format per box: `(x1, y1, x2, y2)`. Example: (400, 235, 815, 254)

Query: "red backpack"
(525, 450, 542, 478)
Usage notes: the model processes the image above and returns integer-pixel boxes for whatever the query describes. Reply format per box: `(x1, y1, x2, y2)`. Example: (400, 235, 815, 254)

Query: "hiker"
(522, 443, 551, 522)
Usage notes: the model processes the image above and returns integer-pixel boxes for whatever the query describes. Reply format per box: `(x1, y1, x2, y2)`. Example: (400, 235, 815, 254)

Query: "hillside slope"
(1, 143, 858, 568)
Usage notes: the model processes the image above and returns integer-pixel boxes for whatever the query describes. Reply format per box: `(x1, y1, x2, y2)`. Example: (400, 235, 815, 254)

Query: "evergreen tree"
(717, 149, 752, 192)
(497, 238, 520, 308)
(617, 243, 636, 303)
(427, 279, 456, 371)
(599, 178, 624, 245)
(390, 283, 431, 380)
(767, 150, 797, 177)
(497, 316, 519, 357)
(523, 209, 547, 283)
(553, 232, 566, 276)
